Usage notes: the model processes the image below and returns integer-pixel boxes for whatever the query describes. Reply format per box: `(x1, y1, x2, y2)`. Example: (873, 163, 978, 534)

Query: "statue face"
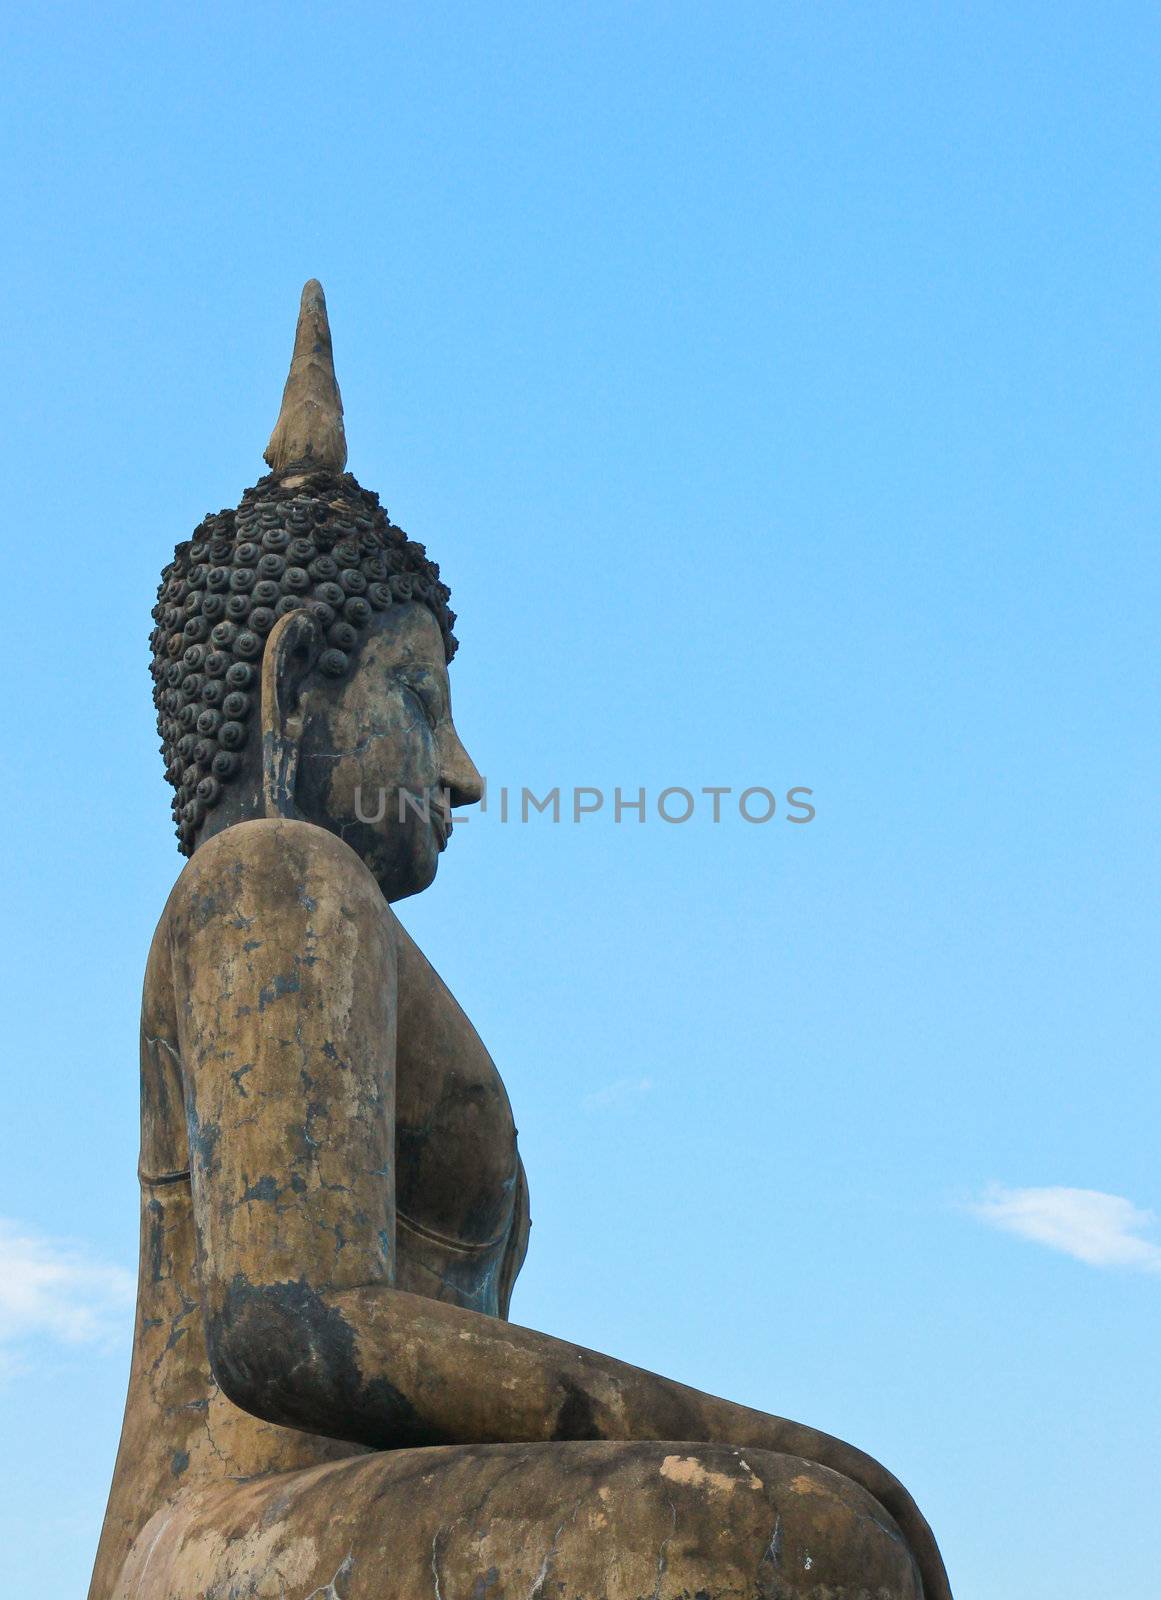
(295, 603, 483, 900)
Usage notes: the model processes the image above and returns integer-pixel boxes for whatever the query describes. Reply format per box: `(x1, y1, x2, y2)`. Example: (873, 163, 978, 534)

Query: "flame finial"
(264, 280, 347, 475)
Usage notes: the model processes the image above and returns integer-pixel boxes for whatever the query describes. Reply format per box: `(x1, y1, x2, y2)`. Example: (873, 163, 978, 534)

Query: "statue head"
(149, 282, 482, 900)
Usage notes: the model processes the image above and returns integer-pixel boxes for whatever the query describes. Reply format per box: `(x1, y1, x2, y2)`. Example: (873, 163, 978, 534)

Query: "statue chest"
(392, 1029, 526, 1317)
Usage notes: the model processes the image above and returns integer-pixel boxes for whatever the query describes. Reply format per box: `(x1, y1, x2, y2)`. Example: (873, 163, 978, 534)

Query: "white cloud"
(970, 1184, 1161, 1273)
(0, 1218, 135, 1363)
(582, 1076, 654, 1111)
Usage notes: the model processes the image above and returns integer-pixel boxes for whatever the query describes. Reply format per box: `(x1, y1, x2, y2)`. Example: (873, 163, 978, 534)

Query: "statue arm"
(171, 819, 950, 1600)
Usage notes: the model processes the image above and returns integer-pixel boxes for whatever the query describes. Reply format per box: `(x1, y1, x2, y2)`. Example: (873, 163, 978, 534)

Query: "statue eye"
(402, 683, 438, 731)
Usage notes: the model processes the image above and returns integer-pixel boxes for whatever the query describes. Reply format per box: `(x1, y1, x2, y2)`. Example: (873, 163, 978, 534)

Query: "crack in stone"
(199, 1402, 231, 1469)
(305, 1552, 355, 1600)
(431, 1529, 447, 1600)
(528, 1518, 566, 1600)
(762, 1514, 782, 1571)
(651, 1498, 678, 1600)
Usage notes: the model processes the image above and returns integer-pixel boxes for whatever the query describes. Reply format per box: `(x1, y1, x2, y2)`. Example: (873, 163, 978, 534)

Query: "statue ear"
(260, 609, 324, 820)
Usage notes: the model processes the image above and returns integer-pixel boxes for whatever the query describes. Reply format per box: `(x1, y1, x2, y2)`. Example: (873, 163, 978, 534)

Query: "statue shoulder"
(165, 818, 387, 928)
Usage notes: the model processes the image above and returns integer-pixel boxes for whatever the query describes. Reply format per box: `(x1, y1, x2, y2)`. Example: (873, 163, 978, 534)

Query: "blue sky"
(2, 3, 1159, 1595)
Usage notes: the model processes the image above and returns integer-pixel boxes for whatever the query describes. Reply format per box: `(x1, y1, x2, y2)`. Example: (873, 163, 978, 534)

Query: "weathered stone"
(264, 279, 348, 475)
(90, 284, 953, 1600)
(114, 1443, 922, 1599)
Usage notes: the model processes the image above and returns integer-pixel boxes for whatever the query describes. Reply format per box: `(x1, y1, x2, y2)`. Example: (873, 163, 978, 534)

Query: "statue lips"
(431, 799, 453, 852)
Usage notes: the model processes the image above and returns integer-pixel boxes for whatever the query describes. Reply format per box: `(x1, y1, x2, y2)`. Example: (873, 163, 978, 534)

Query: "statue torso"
(92, 845, 529, 1593)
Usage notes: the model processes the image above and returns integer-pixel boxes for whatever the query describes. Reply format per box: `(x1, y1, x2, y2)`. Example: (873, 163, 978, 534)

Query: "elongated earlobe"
(260, 610, 324, 820)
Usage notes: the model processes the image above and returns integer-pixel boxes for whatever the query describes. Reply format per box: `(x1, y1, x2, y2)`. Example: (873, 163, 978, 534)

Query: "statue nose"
(441, 730, 484, 809)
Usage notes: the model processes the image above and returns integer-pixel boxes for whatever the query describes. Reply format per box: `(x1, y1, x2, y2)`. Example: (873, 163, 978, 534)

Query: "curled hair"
(150, 466, 456, 855)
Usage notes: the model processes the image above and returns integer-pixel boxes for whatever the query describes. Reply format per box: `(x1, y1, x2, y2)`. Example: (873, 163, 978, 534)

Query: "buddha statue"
(89, 282, 953, 1600)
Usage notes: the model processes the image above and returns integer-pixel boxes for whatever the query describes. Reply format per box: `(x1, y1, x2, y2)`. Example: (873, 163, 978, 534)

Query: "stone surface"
(264, 280, 347, 475)
(90, 284, 953, 1600)
(113, 1444, 922, 1599)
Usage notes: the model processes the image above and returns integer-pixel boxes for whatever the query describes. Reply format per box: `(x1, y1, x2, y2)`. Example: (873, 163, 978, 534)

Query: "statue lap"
(114, 1442, 920, 1599)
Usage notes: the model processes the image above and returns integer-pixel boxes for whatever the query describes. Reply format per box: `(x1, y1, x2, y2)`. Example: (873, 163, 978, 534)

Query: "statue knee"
(543, 1444, 922, 1600)
(744, 1455, 923, 1598)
